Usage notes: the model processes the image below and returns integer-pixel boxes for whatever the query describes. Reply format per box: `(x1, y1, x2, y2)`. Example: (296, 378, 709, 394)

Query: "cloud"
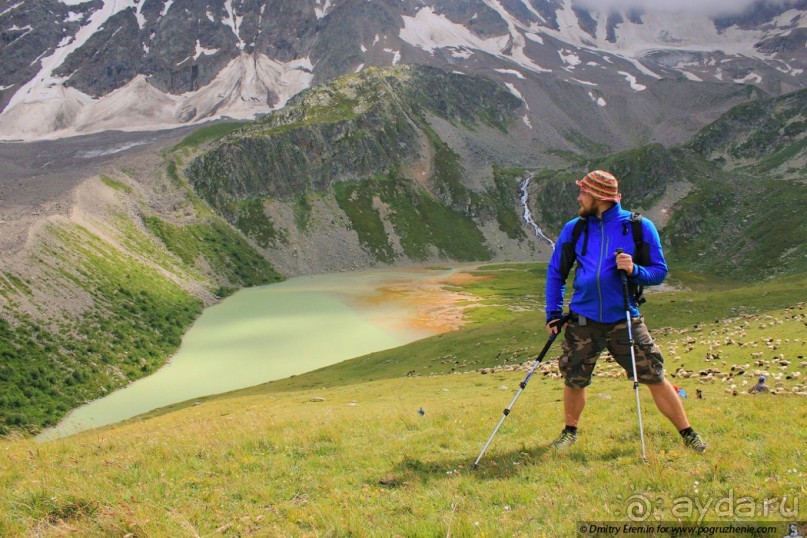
(572, 0, 793, 17)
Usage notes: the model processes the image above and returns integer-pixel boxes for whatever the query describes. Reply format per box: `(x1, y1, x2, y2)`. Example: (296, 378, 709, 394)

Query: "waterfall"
(520, 174, 555, 248)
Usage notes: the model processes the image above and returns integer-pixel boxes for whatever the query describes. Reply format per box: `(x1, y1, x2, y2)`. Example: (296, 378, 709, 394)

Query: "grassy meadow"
(1, 265, 805, 536)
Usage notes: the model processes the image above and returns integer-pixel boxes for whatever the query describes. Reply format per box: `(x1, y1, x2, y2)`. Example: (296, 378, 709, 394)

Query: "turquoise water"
(39, 266, 463, 440)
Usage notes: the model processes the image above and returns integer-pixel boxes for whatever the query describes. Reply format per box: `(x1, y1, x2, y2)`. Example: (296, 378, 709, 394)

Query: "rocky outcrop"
(185, 66, 548, 269)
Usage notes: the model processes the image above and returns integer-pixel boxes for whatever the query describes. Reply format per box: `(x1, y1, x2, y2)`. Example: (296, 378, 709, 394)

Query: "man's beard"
(578, 204, 597, 218)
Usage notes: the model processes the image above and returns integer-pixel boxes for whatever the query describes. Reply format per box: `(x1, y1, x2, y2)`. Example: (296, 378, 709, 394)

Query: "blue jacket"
(545, 203, 668, 323)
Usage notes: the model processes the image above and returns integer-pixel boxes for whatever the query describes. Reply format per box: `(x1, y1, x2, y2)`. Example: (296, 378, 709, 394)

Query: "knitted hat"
(577, 170, 621, 202)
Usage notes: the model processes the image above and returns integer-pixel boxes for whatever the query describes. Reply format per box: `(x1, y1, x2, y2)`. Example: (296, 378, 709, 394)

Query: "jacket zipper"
(596, 221, 605, 322)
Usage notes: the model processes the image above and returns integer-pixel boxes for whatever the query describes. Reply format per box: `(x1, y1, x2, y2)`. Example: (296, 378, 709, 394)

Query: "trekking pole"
(616, 248, 647, 462)
(472, 314, 569, 470)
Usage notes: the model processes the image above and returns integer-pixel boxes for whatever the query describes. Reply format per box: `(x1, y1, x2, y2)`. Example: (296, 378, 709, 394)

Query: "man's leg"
(551, 319, 604, 447)
(647, 380, 689, 430)
(607, 319, 707, 452)
(563, 385, 586, 427)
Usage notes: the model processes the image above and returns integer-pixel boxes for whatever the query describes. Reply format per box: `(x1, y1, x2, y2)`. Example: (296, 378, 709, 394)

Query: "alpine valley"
(0, 0, 805, 436)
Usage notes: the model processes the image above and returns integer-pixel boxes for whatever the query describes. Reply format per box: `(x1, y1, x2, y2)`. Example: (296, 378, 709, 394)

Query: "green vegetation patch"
(562, 128, 611, 156)
(688, 88, 806, 165)
(333, 180, 395, 263)
(235, 198, 286, 248)
(293, 193, 313, 232)
(2, 272, 32, 297)
(99, 175, 132, 194)
(534, 144, 680, 233)
(143, 216, 283, 288)
(422, 125, 471, 209)
(753, 136, 807, 173)
(490, 165, 528, 240)
(334, 175, 491, 263)
(172, 122, 247, 152)
(0, 223, 204, 433)
(664, 169, 807, 280)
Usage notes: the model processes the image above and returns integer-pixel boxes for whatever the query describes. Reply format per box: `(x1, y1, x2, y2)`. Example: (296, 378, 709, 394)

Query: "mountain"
(1, 0, 804, 143)
(183, 65, 551, 273)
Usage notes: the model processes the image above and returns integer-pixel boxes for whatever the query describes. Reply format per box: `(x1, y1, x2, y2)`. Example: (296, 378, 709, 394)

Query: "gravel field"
(0, 127, 196, 253)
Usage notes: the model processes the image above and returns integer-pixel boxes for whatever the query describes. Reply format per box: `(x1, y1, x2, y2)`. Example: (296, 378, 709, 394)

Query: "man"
(748, 375, 769, 394)
(544, 170, 706, 452)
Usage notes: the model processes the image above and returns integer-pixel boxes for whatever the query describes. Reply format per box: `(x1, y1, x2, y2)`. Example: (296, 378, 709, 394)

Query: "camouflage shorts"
(558, 315, 665, 388)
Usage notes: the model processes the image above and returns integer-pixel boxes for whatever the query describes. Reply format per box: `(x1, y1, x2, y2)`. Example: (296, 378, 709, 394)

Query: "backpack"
(558, 212, 650, 305)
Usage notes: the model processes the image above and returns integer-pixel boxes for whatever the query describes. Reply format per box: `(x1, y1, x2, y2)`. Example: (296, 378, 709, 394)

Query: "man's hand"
(615, 251, 635, 275)
(546, 317, 565, 336)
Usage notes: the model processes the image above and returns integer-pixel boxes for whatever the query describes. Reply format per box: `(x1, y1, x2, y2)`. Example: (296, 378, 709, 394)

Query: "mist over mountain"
(1, 0, 804, 142)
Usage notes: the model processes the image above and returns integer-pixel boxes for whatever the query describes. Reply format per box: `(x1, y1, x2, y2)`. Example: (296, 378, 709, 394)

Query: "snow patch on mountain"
(223, 0, 245, 50)
(735, 72, 763, 85)
(5, 24, 33, 44)
(194, 40, 219, 61)
(450, 47, 473, 59)
(545, 4, 784, 60)
(315, 0, 334, 19)
(589, 91, 606, 106)
(525, 32, 543, 45)
(400, 6, 551, 75)
(384, 48, 401, 64)
(8, 0, 139, 111)
(505, 82, 528, 108)
(496, 69, 525, 79)
(618, 71, 646, 91)
(559, 49, 581, 68)
(400, 7, 510, 55)
(134, 2, 146, 29)
(65, 12, 84, 23)
(0, 54, 314, 141)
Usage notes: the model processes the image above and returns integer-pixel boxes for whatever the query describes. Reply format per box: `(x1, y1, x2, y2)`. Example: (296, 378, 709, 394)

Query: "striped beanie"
(576, 170, 621, 202)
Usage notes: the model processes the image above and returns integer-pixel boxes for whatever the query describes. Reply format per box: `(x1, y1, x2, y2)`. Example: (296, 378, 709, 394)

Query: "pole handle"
(615, 248, 630, 311)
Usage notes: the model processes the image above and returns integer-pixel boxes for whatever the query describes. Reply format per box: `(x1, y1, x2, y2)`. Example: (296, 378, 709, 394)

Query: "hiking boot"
(683, 431, 707, 453)
(549, 429, 577, 448)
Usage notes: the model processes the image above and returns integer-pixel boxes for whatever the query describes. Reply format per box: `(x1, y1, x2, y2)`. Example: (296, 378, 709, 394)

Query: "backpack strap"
(558, 217, 587, 282)
(628, 212, 648, 305)
(630, 212, 645, 261)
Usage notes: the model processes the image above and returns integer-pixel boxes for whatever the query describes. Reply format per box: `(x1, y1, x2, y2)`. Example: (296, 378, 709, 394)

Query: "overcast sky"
(573, 0, 793, 17)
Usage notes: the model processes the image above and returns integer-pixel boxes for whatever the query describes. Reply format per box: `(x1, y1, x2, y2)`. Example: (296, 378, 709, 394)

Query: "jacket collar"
(592, 202, 622, 223)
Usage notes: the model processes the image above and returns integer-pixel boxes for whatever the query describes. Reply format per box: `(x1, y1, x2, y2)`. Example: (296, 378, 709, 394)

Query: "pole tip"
(472, 463, 478, 470)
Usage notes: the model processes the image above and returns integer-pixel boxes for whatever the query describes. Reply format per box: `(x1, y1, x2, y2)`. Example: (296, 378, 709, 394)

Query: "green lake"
(39, 266, 472, 440)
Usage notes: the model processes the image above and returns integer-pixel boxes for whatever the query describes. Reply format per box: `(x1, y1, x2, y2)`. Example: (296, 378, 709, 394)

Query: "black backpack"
(558, 212, 650, 305)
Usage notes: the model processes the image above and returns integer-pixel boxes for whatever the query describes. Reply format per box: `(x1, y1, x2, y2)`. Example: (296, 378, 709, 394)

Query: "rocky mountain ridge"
(1, 0, 804, 142)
